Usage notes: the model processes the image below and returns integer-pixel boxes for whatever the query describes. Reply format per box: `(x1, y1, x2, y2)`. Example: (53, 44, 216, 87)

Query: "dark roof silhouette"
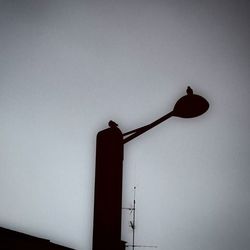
(0, 227, 74, 249)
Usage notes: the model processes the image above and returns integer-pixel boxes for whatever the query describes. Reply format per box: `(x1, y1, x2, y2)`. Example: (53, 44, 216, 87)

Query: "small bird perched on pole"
(186, 86, 193, 95)
(108, 120, 118, 128)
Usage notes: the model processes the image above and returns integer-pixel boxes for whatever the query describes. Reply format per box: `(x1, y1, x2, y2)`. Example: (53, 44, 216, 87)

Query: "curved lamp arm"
(123, 111, 174, 144)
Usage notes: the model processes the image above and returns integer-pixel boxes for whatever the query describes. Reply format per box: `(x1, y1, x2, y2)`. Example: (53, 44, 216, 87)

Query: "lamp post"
(92, 87, 209, 250)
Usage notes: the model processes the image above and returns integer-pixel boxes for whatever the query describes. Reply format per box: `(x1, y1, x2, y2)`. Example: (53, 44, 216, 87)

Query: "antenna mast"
(132, 186, 136, 250)
(123, 187, 157, 249)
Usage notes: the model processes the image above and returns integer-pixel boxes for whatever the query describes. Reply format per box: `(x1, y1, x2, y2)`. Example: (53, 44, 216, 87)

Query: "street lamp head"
(173, 86, 209, 118)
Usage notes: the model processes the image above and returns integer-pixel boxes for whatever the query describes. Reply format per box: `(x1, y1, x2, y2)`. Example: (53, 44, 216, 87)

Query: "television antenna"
(123, 187, 158, 250)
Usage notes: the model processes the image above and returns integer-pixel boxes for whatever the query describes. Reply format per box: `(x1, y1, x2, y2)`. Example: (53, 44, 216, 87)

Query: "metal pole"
(132, 186, 136, 250)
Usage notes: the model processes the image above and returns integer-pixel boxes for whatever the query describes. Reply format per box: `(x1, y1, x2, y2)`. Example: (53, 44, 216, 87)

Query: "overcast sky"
(0, 1, 249, 249)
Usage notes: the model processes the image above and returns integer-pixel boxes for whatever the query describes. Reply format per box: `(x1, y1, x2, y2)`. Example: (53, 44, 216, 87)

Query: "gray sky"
(0, 0, 249, 249)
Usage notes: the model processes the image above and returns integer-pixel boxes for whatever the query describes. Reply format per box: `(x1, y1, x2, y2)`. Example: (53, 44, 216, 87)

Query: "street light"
(173, 86, 209, 118)
(123, 86, 209, 143)
(92, 87, 209, 250)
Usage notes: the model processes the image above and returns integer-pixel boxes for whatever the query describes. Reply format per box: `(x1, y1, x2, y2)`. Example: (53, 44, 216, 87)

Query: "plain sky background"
(0, 0, 249, 249)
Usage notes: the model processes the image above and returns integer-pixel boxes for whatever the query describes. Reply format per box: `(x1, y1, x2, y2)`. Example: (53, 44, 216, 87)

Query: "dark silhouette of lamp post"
(92, 87, 209, 250)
